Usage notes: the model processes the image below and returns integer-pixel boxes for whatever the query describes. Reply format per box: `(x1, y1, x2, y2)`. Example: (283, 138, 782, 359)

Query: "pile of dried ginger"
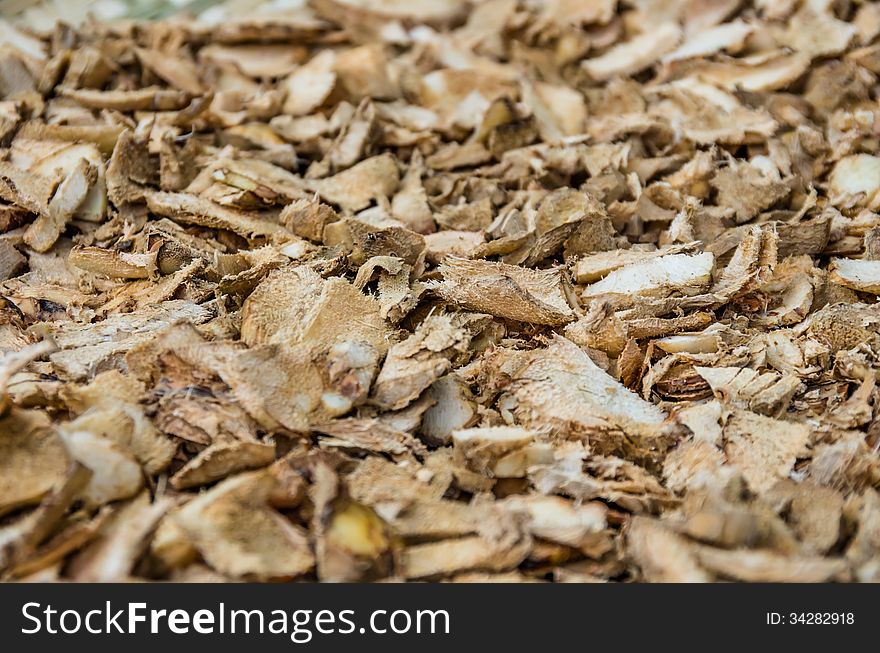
(2, 0, 880, 582)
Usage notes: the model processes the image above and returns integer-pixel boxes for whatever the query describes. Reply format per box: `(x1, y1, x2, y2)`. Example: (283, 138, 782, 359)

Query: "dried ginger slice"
(432, 257, 575, 325)
(504, 336, 675, 460)
(173, 471, 314, 580)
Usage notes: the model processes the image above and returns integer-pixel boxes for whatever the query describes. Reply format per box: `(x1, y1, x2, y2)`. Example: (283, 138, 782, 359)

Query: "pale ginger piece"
(134, 48, 205, 95)
(760, 330, 826, 378)
(531, 0, 615, 27)
(16, 122, 125, 156)
(0, 408, 69, 516)
(310, 461, 395, 582)
(723, 410, 811, 495)
(420, 374, 478, 446)
(307, 153, 400, 212)
(426, 141, 493, 170)
(687, 52, 811, 93)
(204, 344, 326, 432)
(432, 257, 575, 325)
(829, 155, 880, 205)
(28, 142, 106, 222)
(650, 80, 777, 146)
(503, 495, 608, 551)
(0, 47, 34, 96)
(153, 394, 262, 447)
(653, 330, 721, 355)
(313, 418, 424, 457)
(145, 190, 291, 241)
(197, 332, 374, 431)
(582, 22, 681, 81)
(207, 157, 307, 206)
(766, 480, 844, 555)
(521, 79, 588, 141)
(149, 517, 198, 573)
(845, 489, 880, 573)
(241, 265, 390, 356)
(782, 7, 857, 60)
(57, 428, 143, 507)
(173, 471, 314, 580)
(752, 258, 816, 327)
(0, 20, 46, 59)
(5, 511, 110, 580)
(676, 401, 724, 446)
(170, 441, 276, 490)
(826, 376, 876, 429)
(626, 517, 711, 582)
(0, 464, 92, 574)
(69, 492, 171, 582)
(695, 366, 803, 417)
(0, 339, 56, 410)
(628, 312, 715, 341)
(0, 241, 26, 281)
(68, 245, 157, 279)
(371, 313, 484, 410)
(324, 218, 425, 268)
(582, 252, 714, 300)
(829, 257, 880, 294)
(105, 130, 154, 205)
(474, 96, 538, 158)
(452, 426, 551, 479)
(663, 438, 727, 494)
(692, 545, 850, 583)
(46, 301, 213, 381)
(240, 265, 324, 345)
(280, 197, 340, 241)
(663, 20, 754, 63)
(711, 161, 790, 223)
(63, 404, 175, 476)
(314, 0, 468, 27)
(853, 3, 880, 43)
(385, 499, 494, 540)
(391, 152, 434, 234)
(711, 225, 777, 299)
(60, 370, 145, 414)
(528, 444, 673, 513)
(802, 302, 880, 353)
(809, 432, 880, 494)
(200, 43, 306, 78)
(401, 530, 531, 580)
(419, 69, 518, 129)
(24, 160, 94, 253)
(281, 50, 337, 116)
(59, 87, 191, 112)
(353, 256, 423, 322)
(503, 336, 672, 454)
(424, 230, 487, 264)
(61, 50, 117, 92)
(347, 456, 449, 509)
(0, 161, 53, 217)
(111, 257, 205, 311)
(573, 245, 692, 283)
(677, 486, 800, 552)
(323, 98, 381, 171)
(528, 187, 614, 264)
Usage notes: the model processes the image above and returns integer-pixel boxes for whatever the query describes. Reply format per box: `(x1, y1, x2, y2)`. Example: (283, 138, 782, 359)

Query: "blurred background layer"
(1, 0, 308, 29)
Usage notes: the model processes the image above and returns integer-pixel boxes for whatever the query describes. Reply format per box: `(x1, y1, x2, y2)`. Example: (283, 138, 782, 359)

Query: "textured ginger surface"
(1, 1, 880, 582)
